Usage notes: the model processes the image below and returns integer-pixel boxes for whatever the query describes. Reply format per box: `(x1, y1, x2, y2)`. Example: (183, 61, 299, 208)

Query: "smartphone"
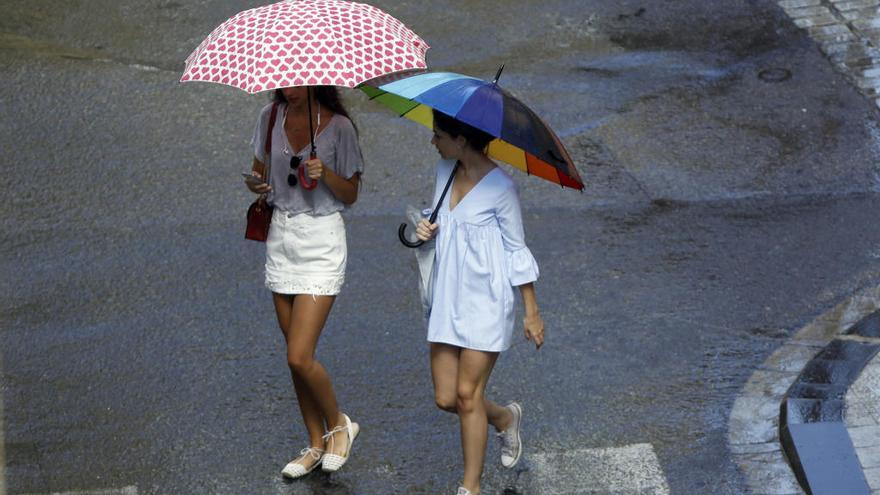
(242, 173, 266, 185)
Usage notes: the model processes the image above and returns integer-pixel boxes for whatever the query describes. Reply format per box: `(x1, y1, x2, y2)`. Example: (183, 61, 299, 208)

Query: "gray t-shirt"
(251, 102, 364, 216)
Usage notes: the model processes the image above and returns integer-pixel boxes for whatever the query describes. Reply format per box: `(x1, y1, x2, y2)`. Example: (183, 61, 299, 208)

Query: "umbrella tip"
(492, 64, 505, 85)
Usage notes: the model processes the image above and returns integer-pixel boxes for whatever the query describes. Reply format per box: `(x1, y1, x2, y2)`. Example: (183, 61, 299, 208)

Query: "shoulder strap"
(263, 102, 280, 184)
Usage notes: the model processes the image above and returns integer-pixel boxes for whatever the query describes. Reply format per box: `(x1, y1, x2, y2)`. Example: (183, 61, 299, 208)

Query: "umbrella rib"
(397, 102, 422, 117)
(365, 89, 422, 117)
(365, 90, 387, 101)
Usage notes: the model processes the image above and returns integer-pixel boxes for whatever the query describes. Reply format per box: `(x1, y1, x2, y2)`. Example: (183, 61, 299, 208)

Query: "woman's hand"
(246, 172, 272, 194)
(523, 313, 545, 349)
(415, 218, 438, 241)
(305, 158, 325, 181)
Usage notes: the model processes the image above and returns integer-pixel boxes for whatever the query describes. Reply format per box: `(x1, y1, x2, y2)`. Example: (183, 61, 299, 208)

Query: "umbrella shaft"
(429, 161, 459, 224)
(307, 87, 316, 155)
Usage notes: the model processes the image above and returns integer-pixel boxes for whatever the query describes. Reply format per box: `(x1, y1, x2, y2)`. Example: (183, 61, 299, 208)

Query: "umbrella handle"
(299, 150, 318, 190)
(397, 161, 459, 249)
(398, 223, 425, 248)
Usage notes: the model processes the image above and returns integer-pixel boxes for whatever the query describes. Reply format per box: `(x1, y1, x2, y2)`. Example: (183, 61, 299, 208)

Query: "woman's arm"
(309, 163, 359, 204)
(304, 118, 362, 204)
(518, 282, 544, 349)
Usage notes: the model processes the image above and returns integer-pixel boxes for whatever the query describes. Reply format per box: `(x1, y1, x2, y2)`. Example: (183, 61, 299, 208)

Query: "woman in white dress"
(415, 110, 545, 495)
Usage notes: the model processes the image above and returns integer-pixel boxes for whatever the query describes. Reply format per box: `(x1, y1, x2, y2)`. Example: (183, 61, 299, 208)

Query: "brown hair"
(432, 109, 494, 152)
(274, 86, 358, 135)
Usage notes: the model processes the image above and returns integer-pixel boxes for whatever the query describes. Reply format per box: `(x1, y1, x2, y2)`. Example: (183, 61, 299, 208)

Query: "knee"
(456, 387, 480, 415)
(287, 352, 314, 376)
(435, 394, 457, 413)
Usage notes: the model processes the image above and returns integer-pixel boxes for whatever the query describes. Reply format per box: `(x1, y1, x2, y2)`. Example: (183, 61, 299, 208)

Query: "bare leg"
(273, 293, 326, 451)
(431, 344, 513, 428)
(430, 343, 460, 413)
(286, 294, 352, 457)
(456, 349, 500, 495)
(274, 293, 349, 464)
(485, 398, 513, 432)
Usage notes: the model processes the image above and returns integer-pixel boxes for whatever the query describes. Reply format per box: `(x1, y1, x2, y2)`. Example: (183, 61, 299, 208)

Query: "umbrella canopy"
(180, 0, 429, 92)
(362, 70, 583, 190)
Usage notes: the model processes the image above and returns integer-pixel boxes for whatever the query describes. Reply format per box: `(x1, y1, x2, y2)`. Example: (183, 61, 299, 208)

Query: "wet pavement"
(4, 0, 880, 494)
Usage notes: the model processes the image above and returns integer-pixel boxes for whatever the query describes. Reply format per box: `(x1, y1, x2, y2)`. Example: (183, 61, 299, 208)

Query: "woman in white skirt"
(415, 110, 545, 495)
(246, 86, 362, 478)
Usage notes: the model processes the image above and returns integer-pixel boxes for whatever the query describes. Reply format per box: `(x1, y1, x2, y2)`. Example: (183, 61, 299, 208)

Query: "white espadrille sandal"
(281, 447, 324, 479)
(321, 413, 359, 472)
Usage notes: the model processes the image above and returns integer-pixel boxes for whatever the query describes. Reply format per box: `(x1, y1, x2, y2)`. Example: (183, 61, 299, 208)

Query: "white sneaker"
(498, 402, 522, 468)
(456, 488, 472, 495)
(281, 447, 324, 479)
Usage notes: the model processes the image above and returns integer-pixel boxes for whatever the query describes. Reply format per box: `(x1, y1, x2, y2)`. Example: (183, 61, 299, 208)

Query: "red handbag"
(245, 102, 280, 242)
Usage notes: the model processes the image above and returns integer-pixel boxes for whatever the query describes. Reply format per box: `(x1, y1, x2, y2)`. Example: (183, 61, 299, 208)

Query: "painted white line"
(19, 486, 137, 495)
(528, 443, 670, 494)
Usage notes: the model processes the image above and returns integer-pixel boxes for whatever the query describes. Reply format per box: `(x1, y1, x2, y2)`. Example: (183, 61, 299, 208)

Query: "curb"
(779, 311, 880, 494)
(729, 287, 880, 494)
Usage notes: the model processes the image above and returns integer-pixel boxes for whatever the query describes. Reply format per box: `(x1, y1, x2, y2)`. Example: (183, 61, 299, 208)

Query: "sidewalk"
(847, 319, 880, 494)
(729, 288, 880, 494)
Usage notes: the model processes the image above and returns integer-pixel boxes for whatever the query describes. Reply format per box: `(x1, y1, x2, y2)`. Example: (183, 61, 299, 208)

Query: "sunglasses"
(287, 155, 302, 187)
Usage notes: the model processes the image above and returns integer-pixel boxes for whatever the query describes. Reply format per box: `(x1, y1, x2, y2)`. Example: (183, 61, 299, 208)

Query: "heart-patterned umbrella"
(180, 0, 429, 93)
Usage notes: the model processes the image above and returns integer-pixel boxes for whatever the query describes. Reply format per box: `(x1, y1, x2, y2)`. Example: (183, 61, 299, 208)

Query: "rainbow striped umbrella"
(362, 69, 583, 190)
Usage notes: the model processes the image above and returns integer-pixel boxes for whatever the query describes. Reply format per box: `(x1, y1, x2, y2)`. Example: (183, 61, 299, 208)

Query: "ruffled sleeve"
(496, 181, 539, 286)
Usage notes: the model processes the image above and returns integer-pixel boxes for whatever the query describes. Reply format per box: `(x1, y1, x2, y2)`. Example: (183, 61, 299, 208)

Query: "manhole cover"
(758, 68, 792, 82)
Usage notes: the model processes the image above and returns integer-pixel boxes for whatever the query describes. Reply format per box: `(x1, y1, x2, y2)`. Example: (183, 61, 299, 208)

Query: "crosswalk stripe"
(527, 443, 670, 494)
(19, 486, 137, 495)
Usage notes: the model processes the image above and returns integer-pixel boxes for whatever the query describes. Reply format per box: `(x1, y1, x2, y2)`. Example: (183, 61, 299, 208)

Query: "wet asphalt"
(3, 0, 880, 494)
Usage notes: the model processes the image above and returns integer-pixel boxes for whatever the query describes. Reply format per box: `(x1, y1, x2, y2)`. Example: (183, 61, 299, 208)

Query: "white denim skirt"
(265, 210, 347, 295)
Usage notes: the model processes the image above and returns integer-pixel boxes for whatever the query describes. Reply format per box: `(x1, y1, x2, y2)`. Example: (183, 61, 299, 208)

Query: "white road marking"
(528, 443, 670, 494)
(19, 486, 137, 495)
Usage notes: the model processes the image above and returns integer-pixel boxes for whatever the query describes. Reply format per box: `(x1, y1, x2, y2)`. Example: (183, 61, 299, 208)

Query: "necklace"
(282, 103, 321, 156)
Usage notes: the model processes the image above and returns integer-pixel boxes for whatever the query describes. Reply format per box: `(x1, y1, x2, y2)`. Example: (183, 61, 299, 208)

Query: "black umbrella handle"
(398, 223, 424, 248)
(398, 161, 460, 248)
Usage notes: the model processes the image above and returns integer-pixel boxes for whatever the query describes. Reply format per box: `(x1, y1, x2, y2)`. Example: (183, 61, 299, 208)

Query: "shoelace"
(299, 447, 324, 462)
(322, 425, 347, 441)
(497, 429, 516, 457)
(322, 425, 349, 454)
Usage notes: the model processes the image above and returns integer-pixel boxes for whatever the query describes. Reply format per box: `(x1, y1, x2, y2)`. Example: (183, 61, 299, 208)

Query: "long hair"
(273, 87, 358, 134)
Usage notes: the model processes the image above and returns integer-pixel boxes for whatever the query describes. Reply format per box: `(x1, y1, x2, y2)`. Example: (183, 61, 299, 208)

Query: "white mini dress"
(426, 159, 540, 352)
